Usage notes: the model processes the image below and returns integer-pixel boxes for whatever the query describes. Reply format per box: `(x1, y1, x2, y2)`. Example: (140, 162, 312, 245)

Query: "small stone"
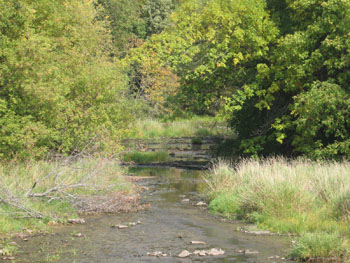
(73, 233, 83, 237)
(136, 221, 142, 224)
(68, 218, 86, 224)
(178, 250, 191, 258)
(128, 222, 137, 226)
(239, 249, 259, 255)
(246, 250, 259, 254)
(111, 225, 128, 229)
(193, 250, 207, 256)
(190, 241, 206, 245)
(179, 195, 186, 198)
(208, 248, 225, 256)
(147, 251, 167, 257)
(244, 230, 271, 235)
(195, 202, 207, 206)
(23, 239, 28, 242)
(0, 249, 3, 255)
(181, 199, 190, 203)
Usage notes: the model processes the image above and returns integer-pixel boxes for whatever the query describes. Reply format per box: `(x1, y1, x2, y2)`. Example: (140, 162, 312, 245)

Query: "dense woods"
(1, 0, 349, 160)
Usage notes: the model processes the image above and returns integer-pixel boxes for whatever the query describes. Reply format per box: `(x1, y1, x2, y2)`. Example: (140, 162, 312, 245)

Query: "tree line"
(1, 0, 349, 160)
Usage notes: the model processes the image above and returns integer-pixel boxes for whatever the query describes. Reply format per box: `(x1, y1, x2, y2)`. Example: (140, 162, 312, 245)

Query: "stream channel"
(14, 166, 292, 263)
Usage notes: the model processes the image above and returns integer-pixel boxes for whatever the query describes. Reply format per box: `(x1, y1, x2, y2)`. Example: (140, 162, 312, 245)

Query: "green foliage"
(292, 82, 350, 159)
(224, 0, 350, 158)
(0, 0, 134, 160)
(147, 0, 278, 114)
(141, 0, 175, 37)
(97, 0, 146, 52)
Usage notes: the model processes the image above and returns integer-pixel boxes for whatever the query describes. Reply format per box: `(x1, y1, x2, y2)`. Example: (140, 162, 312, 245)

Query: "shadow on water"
(13, 167, 292, 263)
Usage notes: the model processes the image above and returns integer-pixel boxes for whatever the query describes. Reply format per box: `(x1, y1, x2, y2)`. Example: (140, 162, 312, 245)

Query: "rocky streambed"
(10, 166, 293, 263)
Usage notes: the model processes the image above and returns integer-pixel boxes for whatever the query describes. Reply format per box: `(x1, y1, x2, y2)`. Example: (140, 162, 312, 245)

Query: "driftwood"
(0, 144, 130, 219)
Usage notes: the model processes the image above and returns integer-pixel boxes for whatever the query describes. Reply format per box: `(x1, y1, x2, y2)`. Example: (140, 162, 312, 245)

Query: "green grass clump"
(191, 137, 203, 145)
(204, 158, 350, 261)
(123, 151, 170, 163)
(0, 158, 133, 235)
(289, 232, 349, 261)
(128, 116, 231, 139)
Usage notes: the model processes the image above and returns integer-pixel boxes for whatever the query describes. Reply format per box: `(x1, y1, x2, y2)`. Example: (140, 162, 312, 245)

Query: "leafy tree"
(0, 0, 133, 160)
(141, 0, 175, 37)
(227, 0, 350, 158)
(145, 0, 278, 114)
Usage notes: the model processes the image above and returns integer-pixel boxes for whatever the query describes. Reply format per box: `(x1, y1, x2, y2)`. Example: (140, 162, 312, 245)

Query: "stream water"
(13, 167, 291, 263)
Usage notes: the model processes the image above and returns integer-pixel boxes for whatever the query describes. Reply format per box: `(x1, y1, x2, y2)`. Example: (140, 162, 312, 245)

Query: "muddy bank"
(11, 167, 293, 263)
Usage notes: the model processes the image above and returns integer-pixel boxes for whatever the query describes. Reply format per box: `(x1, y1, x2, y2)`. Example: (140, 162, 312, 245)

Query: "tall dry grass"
(0, 158, 133, 234)
(205, 157, 350, 261)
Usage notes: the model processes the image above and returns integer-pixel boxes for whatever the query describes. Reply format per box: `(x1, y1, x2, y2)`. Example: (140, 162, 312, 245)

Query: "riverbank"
(0, 158, 138, 238)
(204, 158, 350, 262)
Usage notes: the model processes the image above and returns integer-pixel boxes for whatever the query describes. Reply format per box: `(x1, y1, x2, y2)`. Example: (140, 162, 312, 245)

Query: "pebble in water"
(178, 250, 192, 258)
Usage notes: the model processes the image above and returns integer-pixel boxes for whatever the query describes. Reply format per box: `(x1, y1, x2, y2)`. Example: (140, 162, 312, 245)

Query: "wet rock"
(190, 241, 206, 245)
(195, 201, 207, 206)
(208, 248, 225, 256)
(193, 248, 225, 256)
(68, 218, 86, 224)
(111, 225, 128, 229)
(178, 250, 192, 258)
(243, 230, 271, 235)
(147, 252, 167, 257)
(181, 199, 190, 203)
(193, 250, 207, 256)
(268, 255, 281, 260)
(238, 249, 259, 254)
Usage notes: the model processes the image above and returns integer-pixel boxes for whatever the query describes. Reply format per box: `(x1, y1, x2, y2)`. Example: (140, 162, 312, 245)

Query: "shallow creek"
(14, 167, 292, 263)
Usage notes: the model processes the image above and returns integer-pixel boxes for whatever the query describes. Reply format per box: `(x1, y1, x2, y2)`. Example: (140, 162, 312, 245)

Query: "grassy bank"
(0, 158, 134, 235)
(122, 151, 171, 164)
(128, 116, 231, 139)
(205, 158, 350, 262)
